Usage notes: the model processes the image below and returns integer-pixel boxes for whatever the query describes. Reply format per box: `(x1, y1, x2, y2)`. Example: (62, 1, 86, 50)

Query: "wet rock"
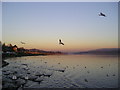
(2, 60, 9, 67)
(3, 76, 13, 83)
(43, 74, 51, 77)
(113, 74, 115, 76)
(14, 66, 18, 68)
(35, 72, 43, 77)
(2, 70, 7, 72)
(24, 81, 40, 88)
(28, 75, 38, 81)
(16, 74, 24, 79)
(84, 79, 88, 82)
(58, 69, 65, 72)
(3, 82, 17, 88)
(17, 86, 23, 90)
(16, 78, 26, 87)
(35, 77, 43, 82)
(3, 71, 11, 75)
(25, 75, 29, 80)
(23, 67, 29, 71)
(27, 72, 31, 74)
(43, 71, 53, 77)
(22, 64, 28, 66)
(34, 77, 44, 84)
(13, 71, 18, 74)
(24, 80, 35, 87)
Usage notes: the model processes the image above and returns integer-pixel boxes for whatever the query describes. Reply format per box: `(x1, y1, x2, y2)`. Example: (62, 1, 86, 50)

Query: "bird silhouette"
(21, 41, 26, 44)
(59, 39, 64, 45)
(99, 12, 106, 17)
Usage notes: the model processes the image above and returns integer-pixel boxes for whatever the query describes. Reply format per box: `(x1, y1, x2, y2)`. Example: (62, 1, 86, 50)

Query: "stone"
(24, 80, 34, 87)
(34, 77, 44, 84)
(28, 75, 38, 81)
(84, 79, 88, 82)
(3, 83, 17, 88)
(16, 78, 26, 87)
(35, 72, 43, 77)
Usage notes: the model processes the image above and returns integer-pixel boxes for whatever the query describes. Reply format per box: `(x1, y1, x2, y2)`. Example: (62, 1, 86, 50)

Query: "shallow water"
(2, 55, 118, 88)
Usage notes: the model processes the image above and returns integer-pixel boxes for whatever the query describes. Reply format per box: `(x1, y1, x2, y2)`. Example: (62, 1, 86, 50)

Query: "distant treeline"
(0, 42, 65, 59)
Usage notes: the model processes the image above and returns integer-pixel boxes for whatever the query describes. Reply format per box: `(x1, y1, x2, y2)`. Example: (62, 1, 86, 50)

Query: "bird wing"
(62, 43, 64, 45)
(59, 39, 61, 43)
(21, 42, 25, 44)
(101, 13, 106, 16)
(99, 12, 106, 17)
(101, 13, 105, 16)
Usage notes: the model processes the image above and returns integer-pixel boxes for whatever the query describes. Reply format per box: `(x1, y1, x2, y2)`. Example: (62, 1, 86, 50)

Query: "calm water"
(2, 55, 118, 88)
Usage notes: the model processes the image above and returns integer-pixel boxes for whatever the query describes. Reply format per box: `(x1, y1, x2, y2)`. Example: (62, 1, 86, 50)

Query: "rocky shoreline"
(2, 52, 66, 68)
(2, 53, 47, 68)
(2, 60, 9, 67)
(2, 56, 67, 89)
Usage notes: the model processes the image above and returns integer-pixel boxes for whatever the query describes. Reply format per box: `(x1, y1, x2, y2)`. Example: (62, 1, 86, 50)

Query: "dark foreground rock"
(2, 60, 9, 67)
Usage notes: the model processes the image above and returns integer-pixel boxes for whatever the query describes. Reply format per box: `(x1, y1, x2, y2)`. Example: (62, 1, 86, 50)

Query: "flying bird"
(59, 39, 64, 45)
(99, 12, 106, 17)
(21, 41, 26, 44)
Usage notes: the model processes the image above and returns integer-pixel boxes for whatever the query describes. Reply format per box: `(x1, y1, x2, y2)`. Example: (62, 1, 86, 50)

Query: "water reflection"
(2, 55, 118, 88)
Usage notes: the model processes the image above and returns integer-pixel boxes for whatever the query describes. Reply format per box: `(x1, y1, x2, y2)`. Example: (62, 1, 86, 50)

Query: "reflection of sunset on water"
(2, 55, 118, 88)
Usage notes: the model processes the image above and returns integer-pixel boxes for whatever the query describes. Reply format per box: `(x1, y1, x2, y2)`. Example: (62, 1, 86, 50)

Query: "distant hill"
(74, 48, 120, 55)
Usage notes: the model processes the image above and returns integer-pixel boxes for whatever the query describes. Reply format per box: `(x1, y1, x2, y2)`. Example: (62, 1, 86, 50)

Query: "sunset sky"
(2, 2, 118, 52)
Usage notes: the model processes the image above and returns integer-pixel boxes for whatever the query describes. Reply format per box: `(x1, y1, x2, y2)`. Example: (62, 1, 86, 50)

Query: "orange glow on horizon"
(2, 39, 118, 52)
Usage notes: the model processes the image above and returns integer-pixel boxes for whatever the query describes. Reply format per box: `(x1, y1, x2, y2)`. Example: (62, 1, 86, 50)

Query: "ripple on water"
(2, 55, 118, 88)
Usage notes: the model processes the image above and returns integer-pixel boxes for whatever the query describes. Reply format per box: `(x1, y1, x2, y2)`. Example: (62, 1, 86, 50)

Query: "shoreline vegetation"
(0, 42, 66, 67)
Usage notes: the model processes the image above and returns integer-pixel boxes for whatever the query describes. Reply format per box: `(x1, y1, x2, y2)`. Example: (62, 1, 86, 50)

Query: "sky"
(2, 2, 118, 52)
